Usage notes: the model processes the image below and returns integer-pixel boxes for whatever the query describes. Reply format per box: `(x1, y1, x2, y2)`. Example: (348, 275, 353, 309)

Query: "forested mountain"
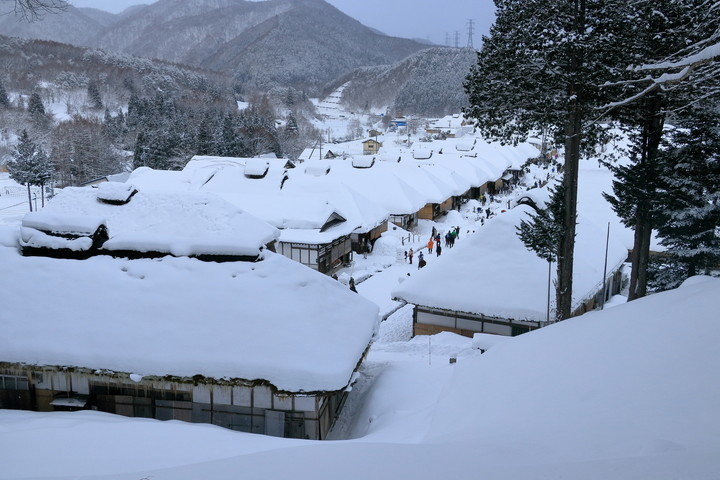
(0, 5, 107, 46)
(335, 47, 478, 117)
(0, 35, 230, 103)
(2, 0, 428, 96)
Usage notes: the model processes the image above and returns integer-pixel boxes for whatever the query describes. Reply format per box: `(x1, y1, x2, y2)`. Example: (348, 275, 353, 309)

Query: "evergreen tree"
(7, 129, 53, 212)
(195, 114, 214, 155)
(601, 0, 717, 300)
(517, 185, 567, 321)
(219, 114, 241, 157)
(517, 185, 567, 264)
(133, 131, 147, 170)
(87, 79, 103, 110)
(27, 92, 45, 116)
(653, 106, 720, 286)
(464, 0, 628, 320)
(0, 80, 9, 108)
(126, 91, 142, 128)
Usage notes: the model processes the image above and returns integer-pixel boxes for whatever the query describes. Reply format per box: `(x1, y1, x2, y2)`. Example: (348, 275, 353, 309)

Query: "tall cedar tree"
(602, 0, 720, 300)
(464, 0, 628, 320)
(8, 130, 53, 211)
(27, 92, 45, 116)
(0, 81, 9, 107)
(86, 79, 103, 110)
(655, 106, 720, 282)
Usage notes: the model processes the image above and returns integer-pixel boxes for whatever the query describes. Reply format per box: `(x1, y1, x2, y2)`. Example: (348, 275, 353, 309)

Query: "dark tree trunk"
(629, 93, 665, 300)
(627, 219, 643, 300)
(26, 183, 33, 212)
(556, 0, 585, 321)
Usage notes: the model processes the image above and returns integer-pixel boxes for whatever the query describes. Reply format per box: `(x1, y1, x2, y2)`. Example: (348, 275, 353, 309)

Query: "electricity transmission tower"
(466, 19, 475, 49)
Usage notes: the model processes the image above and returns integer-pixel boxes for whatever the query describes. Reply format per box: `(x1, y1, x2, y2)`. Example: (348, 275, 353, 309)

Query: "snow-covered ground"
(2, 273, 718, 479)
(0, 172, 36, 225)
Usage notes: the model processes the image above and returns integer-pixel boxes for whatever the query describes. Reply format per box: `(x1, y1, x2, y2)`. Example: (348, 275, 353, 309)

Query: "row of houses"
(61, 134, 532, 276)
(0, 132, 539, 436)
(2, 180, 380, 439)
(391, 168, 631, 338)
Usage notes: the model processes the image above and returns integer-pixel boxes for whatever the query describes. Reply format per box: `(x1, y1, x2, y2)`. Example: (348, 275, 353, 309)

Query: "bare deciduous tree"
(1, 0, 68, 21)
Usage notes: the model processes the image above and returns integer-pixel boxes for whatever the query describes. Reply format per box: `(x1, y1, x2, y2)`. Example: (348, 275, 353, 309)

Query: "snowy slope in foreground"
(2, 277, 719, 479)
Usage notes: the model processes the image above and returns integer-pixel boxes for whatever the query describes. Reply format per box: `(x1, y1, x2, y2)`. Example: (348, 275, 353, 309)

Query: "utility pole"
(454, 31, 459, 48)
(466, 19, 475, 49)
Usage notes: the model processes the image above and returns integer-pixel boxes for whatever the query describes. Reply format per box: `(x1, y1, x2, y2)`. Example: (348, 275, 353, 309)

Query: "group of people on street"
(405, 225, 465, 269)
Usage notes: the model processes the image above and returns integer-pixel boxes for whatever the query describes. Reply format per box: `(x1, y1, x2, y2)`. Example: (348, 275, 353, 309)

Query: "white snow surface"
(0, 241, 378, 392)
(2, 276, 719, 479)
(96, 181, 137, 203)
(392, 203, 628, 321)
(36, 186, 279, 257)
(20, 211, 106, 236)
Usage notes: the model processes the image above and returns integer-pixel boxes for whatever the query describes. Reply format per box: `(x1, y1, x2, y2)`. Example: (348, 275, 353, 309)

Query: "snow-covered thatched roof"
(24, 186, 279, 259)
(0, 234, 379, 392)
(392, 204, 628, 321)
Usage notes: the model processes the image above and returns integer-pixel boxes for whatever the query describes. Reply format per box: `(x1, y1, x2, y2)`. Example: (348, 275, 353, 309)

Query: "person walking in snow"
(408, 248, 414, 264)
(436, 243, 442, 257)
(418, 252, 425, 269)
(349, 277, 358, 293)
(427, 237, 434, 254)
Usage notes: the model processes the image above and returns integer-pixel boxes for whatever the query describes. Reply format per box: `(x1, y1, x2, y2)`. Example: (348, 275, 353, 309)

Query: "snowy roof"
(21, 211, 105, 237)
(304, 161, 332, 177)
(128, 161, 362, 245)
(96, 182, 137, 204)
(351, 156, 375, 169)
(392, 204, 629, 321)
(283, 170, 388, 234)
(412, 148, 433, 160)
(243, 158, 270, 177)
(29, 187, 279, 258)
(321, 161, 428, 216)
(0, 241, 379, 392)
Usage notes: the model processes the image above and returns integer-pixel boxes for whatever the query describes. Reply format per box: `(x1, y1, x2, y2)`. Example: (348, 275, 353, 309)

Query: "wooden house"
(362, 139, 383, 155)
(392, 205, 628, 338)
(368, 129, 383, 138)
(19, 185, 278, 263)
(0, 238, 379, 440)
(129, 159, 355, 275)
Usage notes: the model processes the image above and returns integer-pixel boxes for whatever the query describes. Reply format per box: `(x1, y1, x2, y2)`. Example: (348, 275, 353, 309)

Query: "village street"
(328, 187, 532, 440)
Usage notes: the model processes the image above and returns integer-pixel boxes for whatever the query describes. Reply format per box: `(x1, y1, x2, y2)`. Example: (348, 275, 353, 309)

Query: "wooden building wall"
(0, 366, 345, 440)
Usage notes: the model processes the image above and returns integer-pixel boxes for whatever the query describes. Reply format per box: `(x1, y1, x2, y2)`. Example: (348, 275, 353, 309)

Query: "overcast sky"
(67, 0, 496, 45)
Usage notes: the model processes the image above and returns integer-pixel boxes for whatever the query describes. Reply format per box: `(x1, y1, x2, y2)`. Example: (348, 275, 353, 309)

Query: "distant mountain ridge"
(335, 47, 478, 117)
(1, 0, 429, 95)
